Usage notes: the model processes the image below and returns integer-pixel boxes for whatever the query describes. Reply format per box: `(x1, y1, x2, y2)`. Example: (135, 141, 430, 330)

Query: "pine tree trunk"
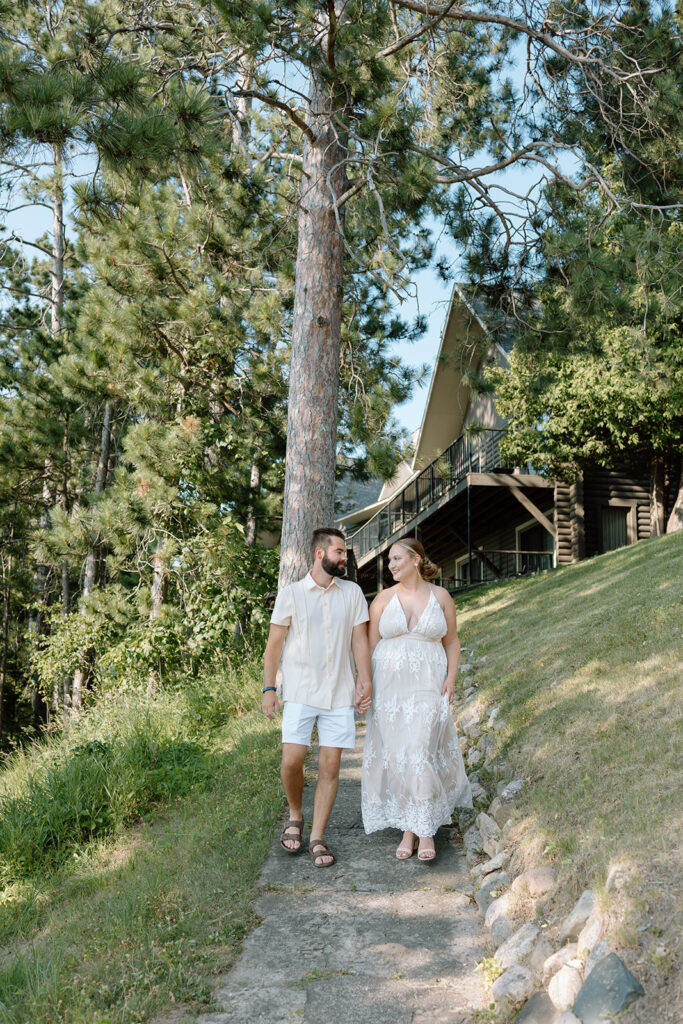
(649, 454, 666, 537)
(666, 455, 683, 533)
(51, 144, 64, 340)
(245, 461, 260, 548)
(147, 549, 167, 698)
(0, 550, 11, 741)
(72, 401, 113, 713)
(278, 25, 347, 587)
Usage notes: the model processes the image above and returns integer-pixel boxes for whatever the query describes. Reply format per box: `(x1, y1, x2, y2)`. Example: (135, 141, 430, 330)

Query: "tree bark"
(0, 548, 11, 741)
(72, 400, 114, 713)
(146, 548, 167, 698)
(666, 455, 683, 533)
(649, 454, 666, 537)
(278, 16, 347, 587)
(245, 460, 261, 548)
(51, 144, 64, 341)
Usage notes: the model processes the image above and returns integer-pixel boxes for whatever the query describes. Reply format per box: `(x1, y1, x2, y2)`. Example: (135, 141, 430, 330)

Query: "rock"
(463, 825, 484, 866)
(528, 936, 554, 974)
(488, 796, 512, 827)
(511, 866, 556, 899)
(455, 806, 476, 832)
(573, 953, 644, 1024)
(496, 779, 510, 796)
(476, 812, 502, 857)
(491, 965, 535, 1007)
(464, 718, 482, 740)
(474, 849, 511, 880)
(542, 943, 579, 985)
(559, 890, 596, 942)
(491, 914, 516, 946)
(512, 990, 560, 1024)
(475, 871, 509, 915)
(605, 862, 631, 893)
(467, 747, 484, 768)
(479, 733, 495, 758)
(554, 1014, 581, 1024)
(577, 907, 604, 957)
(459, 736, 468, 755)
(485, 892, 511, 929)
(584, 939, 611, 978)
(470, 781, 488, 803)
(463, 686, 476, 697)
(459, 705, 482, 729)
(487, 706, 501, 727)
(501, 779, 525, 801)
(548, 965, 583, 1011)
(495, 923, 540, 970)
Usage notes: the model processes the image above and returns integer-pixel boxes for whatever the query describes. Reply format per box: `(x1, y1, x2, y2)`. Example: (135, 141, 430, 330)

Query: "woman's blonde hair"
(394, 537, 440, 580)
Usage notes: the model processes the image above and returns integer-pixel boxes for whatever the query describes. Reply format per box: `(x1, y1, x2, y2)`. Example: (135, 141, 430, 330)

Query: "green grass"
(455, 533, 683, 1010)
(0, 696, 282, 1023)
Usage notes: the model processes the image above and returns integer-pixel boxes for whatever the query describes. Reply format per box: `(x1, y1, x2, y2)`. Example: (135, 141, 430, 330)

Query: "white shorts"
(281, 702, 356, 749)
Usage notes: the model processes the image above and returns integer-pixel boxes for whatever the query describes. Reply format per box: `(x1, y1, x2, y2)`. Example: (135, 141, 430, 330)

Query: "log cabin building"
(340, 286, 654, 598)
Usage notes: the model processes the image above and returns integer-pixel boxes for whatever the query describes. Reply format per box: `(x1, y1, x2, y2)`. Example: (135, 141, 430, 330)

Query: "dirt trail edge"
(195, 725, 488, 1024)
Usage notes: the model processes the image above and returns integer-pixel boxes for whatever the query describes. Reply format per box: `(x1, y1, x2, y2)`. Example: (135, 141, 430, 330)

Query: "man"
(262, 527, 372, 867)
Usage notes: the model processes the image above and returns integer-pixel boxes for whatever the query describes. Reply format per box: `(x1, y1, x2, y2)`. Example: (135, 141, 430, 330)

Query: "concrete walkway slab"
(199, 728, 488, 1024)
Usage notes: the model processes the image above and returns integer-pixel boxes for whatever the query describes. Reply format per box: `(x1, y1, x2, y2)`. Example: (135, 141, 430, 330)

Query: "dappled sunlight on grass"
(458, 532, 682, 929)
(0, 712, 283, 1024)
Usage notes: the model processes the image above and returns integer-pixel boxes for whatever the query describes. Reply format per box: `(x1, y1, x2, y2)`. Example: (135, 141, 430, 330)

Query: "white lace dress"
(361, 590, 472, 836)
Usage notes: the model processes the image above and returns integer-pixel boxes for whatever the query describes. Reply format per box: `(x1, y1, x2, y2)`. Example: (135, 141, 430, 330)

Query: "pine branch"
(231, 89, 315, 142)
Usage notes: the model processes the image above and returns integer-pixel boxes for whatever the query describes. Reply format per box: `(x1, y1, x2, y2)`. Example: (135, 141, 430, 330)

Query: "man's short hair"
(311, 527, 346, 558)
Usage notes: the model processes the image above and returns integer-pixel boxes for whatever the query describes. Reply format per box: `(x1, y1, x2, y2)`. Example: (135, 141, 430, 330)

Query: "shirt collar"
(304, 572, 340, 592)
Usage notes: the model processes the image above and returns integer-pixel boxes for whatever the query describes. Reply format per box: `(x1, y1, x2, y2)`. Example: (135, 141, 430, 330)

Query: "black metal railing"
(441, 549, 554, 592)
(347, 428, 506, 560)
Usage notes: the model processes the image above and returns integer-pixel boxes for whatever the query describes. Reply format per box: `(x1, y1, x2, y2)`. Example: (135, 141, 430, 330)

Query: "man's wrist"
(262, 686, 277, 694)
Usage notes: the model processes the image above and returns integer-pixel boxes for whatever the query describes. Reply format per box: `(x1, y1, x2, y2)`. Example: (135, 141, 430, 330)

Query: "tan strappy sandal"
(417, 836, 436, 862)
(396, 834, 418, 859)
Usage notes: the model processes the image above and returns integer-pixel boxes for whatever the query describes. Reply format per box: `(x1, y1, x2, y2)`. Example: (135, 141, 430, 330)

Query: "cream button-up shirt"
(270, 573, 369, 710)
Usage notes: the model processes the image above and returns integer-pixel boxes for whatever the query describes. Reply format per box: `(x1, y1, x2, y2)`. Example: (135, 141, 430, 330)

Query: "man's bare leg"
(309, 746, 343, 866)
(281, 742, 307, 851)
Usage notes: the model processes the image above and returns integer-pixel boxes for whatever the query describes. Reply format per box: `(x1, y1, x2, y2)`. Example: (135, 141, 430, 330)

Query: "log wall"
(581, 468, 651, 555)
(553, 481, 573, 565)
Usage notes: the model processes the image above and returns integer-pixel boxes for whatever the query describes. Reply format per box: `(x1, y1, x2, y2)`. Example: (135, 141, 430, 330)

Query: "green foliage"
(493, 322, 683, 477)
(0, 654, 264, 880)
(0, 710, 282, 1024)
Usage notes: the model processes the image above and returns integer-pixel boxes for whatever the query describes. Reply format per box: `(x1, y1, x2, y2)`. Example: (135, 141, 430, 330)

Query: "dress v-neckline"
(394, 589, 433, 633)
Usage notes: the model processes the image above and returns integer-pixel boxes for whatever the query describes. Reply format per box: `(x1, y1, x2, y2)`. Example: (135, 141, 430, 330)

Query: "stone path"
(195, 727, 488, 1024)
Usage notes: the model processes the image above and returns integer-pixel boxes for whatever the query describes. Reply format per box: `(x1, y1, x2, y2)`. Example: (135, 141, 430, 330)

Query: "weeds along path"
(193, 727, 487, 1024)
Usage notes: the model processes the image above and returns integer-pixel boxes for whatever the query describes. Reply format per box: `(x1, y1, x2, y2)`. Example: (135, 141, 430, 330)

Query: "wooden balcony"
(347, 429, 509, 567)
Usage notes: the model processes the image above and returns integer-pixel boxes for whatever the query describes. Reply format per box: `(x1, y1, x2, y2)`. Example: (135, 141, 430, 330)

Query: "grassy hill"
(456, 531, 682, 1020)
(0, 533, 680, 1023)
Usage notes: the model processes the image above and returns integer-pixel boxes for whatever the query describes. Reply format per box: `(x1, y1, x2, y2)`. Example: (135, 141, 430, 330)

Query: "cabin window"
(601, 505, 629, 552)
(456, 554, 482, 586)
(516, 518, 555, 573)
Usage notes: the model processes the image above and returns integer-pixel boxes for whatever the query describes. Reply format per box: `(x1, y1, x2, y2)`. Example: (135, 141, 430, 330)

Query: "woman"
(361, 538, 472, 860)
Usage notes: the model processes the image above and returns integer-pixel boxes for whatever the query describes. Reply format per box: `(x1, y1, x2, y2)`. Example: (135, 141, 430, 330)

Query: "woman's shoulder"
(370, 584, 398, 614)
(430, 583, 455, 607)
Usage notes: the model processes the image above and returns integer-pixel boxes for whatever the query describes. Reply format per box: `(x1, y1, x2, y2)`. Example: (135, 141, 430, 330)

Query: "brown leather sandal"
(280, 819, 304, 854)
(308, 839, 335, 867)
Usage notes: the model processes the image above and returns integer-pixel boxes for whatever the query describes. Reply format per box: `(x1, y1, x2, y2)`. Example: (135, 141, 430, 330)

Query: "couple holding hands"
(262, 528, 472, 868)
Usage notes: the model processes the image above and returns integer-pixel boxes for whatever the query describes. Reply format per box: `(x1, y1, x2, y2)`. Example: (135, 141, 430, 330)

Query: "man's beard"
(322, 555, 346, 578)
